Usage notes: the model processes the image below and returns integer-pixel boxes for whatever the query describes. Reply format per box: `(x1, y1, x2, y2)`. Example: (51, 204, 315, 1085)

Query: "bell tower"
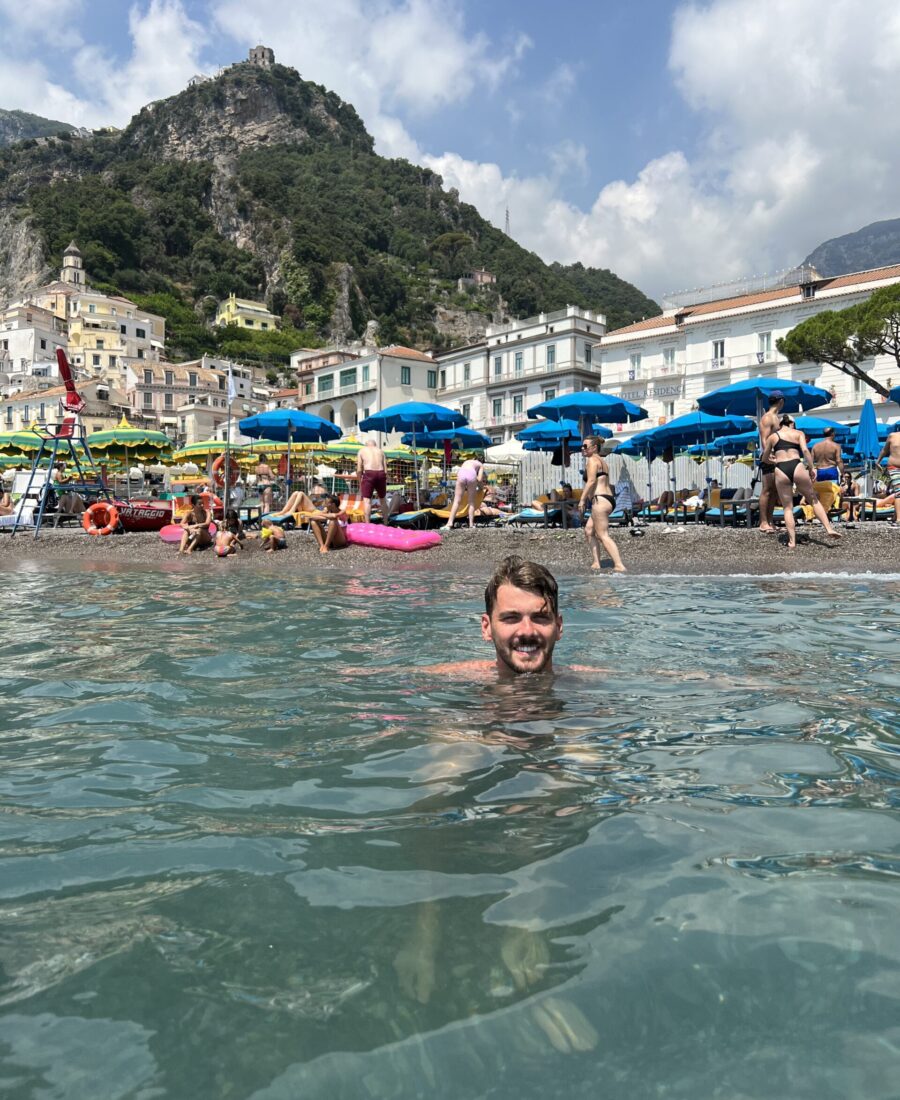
(61, 241, 85, 286)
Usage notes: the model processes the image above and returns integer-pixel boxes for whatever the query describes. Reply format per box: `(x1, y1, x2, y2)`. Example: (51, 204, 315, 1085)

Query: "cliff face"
(0, 210, 51, 299)
(120, 64, 368, 167)
(804, 218, 900, 277)
(0, 60, 659, 356)
(0, 108, 75, 148)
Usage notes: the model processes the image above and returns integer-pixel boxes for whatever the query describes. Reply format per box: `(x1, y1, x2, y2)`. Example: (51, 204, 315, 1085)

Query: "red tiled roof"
(381, 345, 435, 362)
(604, 262, 900, 340)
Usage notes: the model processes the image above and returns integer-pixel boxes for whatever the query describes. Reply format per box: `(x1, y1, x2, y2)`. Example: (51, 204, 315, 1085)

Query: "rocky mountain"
(0, 108, 75, 147)
(803, 217, 900, 277)
(0, 59, 659, 360)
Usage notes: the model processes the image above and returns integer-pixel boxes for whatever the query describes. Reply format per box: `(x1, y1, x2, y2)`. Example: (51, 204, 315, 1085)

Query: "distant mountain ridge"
(0, 60, 659, 361)
(803, 217, 900, 277)
(0, 108, 75, 147)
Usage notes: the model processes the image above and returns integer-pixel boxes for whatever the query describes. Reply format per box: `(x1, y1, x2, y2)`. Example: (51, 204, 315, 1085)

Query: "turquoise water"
(1, 561, 899, 1099)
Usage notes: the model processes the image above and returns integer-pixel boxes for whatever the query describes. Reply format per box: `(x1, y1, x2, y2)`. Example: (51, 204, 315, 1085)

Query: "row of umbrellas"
(4, 380, 896, 497)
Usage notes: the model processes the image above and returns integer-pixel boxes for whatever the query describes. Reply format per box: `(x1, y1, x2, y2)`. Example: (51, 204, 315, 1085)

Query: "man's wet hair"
(485, 555, 559, 617)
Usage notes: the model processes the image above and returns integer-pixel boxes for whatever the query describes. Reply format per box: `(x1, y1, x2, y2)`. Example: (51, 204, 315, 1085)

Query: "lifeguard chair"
(11, 350, 111, 538)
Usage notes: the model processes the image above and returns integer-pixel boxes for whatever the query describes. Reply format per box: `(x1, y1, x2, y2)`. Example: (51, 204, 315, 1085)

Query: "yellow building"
(30, 243, 165, 384)
(215, 293, 279, 331)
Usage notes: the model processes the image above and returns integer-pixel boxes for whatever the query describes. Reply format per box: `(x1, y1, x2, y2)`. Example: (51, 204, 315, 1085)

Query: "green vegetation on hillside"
(778, 283, 900, 399)
(0, 61, 659, 358)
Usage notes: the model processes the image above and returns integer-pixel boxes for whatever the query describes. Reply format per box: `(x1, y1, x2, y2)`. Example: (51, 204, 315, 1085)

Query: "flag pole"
(224, 365, 236, 517)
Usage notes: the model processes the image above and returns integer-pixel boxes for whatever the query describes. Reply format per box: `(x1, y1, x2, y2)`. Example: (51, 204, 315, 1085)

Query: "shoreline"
(0, 523, 896, 577)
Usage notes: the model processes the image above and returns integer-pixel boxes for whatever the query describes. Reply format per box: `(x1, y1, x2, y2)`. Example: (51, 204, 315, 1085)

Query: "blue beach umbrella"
(360, 401, 467, 507)
(400, 426, 492, 449)
(517, 418, 612, 444)
(527, 391, 648, 427)
(239, 408, 341, 488)
(889, 385, 900, 405)
(238, 409, 341, 443)
(791, 416, 851, 441)
(698, 377, 831, 417)
(360, 401, 467, 435)
(631, 411, 755, 498)
(853, 399, 883, 463)
(643, 410, 755, 449)
(712, 430, 758, 454)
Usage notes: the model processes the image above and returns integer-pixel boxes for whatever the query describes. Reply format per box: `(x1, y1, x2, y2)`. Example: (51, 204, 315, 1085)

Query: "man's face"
(482, 583, 563, 676)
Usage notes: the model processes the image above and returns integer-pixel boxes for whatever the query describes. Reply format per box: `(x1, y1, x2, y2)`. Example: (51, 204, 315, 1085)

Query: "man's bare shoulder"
(417, 660, 606, 679)
(417, 659, 497, 678)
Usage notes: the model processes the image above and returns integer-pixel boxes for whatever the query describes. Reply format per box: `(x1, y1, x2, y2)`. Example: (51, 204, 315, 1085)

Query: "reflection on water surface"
(0, 563, 898, 1099)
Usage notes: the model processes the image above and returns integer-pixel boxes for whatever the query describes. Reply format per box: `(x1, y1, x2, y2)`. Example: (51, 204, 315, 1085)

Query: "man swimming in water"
(426, 556, 564, 679)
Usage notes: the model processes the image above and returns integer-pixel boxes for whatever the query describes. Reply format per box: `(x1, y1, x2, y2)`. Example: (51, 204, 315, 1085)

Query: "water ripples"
(0, 562, 898, 1099)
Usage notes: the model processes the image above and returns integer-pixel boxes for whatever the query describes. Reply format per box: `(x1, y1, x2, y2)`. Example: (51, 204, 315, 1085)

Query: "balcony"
(635, 360, 685, 380)
(439, 360, 601, 394)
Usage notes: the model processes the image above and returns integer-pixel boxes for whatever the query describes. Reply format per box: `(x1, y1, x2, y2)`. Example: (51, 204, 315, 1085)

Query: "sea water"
(0, 561, 898, 1100)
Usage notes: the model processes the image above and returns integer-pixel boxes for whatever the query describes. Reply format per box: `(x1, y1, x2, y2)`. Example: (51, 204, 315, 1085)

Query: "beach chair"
(802, 481, 842, 524)
(702, 487, 755, 526)
(337, 493, 366, 523)
(426, 488, 487, 526)
(390, 508, 431, 529)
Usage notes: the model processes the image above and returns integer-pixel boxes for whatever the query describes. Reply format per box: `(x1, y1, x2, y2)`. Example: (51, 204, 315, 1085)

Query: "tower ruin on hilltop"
(248, 46, 275, 68)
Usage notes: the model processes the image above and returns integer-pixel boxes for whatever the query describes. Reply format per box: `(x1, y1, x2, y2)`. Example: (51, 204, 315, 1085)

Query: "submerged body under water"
(0, 561, 898, 1099)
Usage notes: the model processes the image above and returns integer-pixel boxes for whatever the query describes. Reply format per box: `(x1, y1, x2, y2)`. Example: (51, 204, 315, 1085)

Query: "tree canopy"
(776, 290, 894, 398)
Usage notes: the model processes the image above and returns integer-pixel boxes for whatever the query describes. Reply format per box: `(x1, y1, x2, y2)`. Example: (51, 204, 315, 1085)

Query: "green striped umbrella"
(87, 417, 173, 462)
(0, 427, 48, 454)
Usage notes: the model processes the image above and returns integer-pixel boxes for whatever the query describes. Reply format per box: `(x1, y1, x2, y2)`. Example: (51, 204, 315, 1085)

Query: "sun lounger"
(504, 506, 562, 527)
(427, 488, 487, 526)
(390, 509, 431, 529)
(802, 481, 842, 523)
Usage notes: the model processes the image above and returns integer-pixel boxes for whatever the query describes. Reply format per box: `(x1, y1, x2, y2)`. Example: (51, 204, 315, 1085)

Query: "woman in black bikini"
(760, 415, 842, 549)
(578, 436, 626, 572)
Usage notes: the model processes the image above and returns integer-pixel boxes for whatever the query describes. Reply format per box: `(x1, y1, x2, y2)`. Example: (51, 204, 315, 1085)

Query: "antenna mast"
(504, 205, 510, 236)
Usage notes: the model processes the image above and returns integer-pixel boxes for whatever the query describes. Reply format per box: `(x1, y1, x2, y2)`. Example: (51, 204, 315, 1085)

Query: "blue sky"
(1, 0, 898, 302)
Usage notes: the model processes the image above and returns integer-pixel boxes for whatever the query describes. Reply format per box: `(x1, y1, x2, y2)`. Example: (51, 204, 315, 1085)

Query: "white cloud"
(212, 0, 525, 157)
(425, 0, 900, 304)
(0, 0, 208, 127)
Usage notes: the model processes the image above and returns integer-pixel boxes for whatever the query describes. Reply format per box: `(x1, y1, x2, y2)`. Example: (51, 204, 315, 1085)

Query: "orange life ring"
(211, 453, 239, 488)
(82, 501, 119, 536)
(200, 490, 224, 510)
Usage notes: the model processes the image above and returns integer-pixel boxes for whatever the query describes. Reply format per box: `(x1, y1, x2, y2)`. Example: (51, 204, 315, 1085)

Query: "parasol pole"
(412, 424, 420, 509)
(287, 427, 293, 504)
(224, 374, 233, 514)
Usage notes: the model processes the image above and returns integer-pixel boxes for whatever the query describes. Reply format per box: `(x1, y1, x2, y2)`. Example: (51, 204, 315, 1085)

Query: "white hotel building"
(597, 264, 900, 434)
(434, 306, 607, 441)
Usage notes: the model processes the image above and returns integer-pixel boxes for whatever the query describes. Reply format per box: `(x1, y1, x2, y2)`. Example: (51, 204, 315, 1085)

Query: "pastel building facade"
(434, 305, 607, 442)
(30, 243, 165, 384)
(297, 346, 439, 436)
(597, 265, 900, 435)
(0, 303, 68, 396)
(126, 356, 269, 443)
(2, 379, 130, 434)
(215, 293, 279, 331)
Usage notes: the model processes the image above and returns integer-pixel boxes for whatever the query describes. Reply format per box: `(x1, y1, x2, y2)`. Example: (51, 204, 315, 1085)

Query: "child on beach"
(215, 510, 245, 557)
(260, 522, 286, 552)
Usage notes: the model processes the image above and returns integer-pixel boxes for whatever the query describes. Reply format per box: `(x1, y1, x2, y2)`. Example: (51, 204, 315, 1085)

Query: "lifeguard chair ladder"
(11, 350, 111, 538)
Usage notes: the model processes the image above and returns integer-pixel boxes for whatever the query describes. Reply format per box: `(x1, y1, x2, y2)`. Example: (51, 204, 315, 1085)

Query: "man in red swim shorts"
(357, 437, 389, 523)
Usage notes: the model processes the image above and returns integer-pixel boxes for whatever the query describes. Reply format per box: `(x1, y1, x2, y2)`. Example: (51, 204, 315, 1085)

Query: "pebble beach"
(1, 522, 896, 575)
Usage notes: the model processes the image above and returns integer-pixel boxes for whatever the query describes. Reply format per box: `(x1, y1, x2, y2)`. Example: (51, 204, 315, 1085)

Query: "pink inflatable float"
(345, 523, 441, 553)
(159, 522, 217, 544)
